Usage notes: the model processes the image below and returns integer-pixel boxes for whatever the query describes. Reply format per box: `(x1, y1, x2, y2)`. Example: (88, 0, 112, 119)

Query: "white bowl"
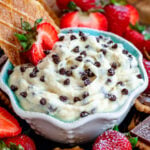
(0, 28, 148, 144)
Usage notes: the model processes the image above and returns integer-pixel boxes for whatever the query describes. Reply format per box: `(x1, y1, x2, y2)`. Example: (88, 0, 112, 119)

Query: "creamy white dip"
(9, 31, 144, 121)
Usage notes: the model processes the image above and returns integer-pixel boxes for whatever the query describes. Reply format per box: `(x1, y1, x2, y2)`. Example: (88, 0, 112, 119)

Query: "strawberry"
(125, 4, 139, 25)
(124, 28, 145, 53)
(56, 0, 73, 10)
(143, 59, 150, 92)
(15, 19, 58, 65)
(0, 107, 22, 138)
(56, 0, 99, 11)
(74, 0, 99, 11)
(60, 11, 108, 31)
(92, 130, 132, 150)
(104, 4, 130, 36)
(4, 134, 36, 150)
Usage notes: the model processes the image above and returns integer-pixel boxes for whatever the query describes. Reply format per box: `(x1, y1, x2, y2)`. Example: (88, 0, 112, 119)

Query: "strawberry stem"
(15, 18, 43, 52)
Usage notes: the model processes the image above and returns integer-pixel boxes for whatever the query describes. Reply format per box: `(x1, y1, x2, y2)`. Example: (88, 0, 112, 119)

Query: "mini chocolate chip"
(102, 44, 108, 48)
(85, 69, 95, 77)
(117, 81, 123, 86)
(108, 68, 115, 76)
(71, 65, 77, 69)
(106, 79, 112, 84)
(59, 68, 66, 75)
(20, 66, 26, 72)
(106, 94, 117, 101)
(29, 72, 37, 78)
(99, 35, 103, 39)
(96, 37, 100, 43)
(121, 89, 128, 95)
(44, 50, 50, 55)
(111, 62, 117, 69)
(112, 44, 118, 49)
(74, 97, 81, 103)
(72, 46, 79, 53)
(59, 96, 68, 102)
(40, 98, 47, 105)
(94, 61, 101, 67)
(79, 31, 84, 37)
(80, 111, 89, 118)
(101, 49, 107, 55)
(20, 92, 27, 98)
(52, 54, 60, 64)
(70, 35, 77, 40)
(85, 45, 90, 48)
(10, 85, 18, 91)
(64, 78, 70, 85)
(8, 69, 13, 75)
(82, 92, 89, 98)
(81, 36, 87, 41)
(49, 105, 57, 112)
(122, 50, 128, 54)
(107, 40, 113, 44)
(66, 70, 72, 76)
(40, 76, 45, 82)
(76, 56, 83, 62)
(84, 79, 91, 86)
(59, 36, 64, 41)
(81, 75, 88, 81)
(128, 54, 133, 59)
(33, 67, 39, 73)
(80, 51, 87, 57)
(137, 74, 142, 79)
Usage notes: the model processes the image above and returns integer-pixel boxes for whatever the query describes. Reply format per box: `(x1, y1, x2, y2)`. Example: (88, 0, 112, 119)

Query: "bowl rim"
(0, 27, 148, 129)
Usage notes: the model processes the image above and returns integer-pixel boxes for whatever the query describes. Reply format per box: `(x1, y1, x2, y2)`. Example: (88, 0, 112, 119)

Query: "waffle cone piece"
(0, 0, 59, 66)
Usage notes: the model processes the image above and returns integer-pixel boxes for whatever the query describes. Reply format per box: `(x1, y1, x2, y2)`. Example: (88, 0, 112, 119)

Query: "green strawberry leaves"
(130, 23, 146, 33)
(143, 33, 150, 40)
(113, 125, 138, 148)
(15, 18, 43, 52)
(0, 141, 24, 150)
(68, 1, 78, 11)
(110, 0, 127, 6)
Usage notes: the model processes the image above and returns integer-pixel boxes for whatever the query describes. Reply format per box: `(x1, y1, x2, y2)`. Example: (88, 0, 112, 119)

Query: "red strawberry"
(56, 0, 73, 10)
(56, 0, 99, 11)
(125, 4, 139, 25)
(143, 59, 150, 92)
(15, 19, 58, 65)
(104, 5, 130, 36)
(144, 40, 150, 53)
(124, 28, 145, 53)
(60, 11, 108, 31)
(74, 0, 99, 11)
(0, 107, 22, 138)
(93, 130, 132, 150)
(4, 134, 36, 150)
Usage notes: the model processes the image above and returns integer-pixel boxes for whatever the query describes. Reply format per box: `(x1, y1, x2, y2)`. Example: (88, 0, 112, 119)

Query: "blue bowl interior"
(1, 28, 145, 122)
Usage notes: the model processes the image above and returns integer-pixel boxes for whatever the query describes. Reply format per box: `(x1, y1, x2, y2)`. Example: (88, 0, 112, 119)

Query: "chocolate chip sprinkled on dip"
(9, 32, 144, 121)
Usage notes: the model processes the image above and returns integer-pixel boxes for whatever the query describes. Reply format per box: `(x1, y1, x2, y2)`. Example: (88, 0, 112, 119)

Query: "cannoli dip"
(9, 31, 144, 121)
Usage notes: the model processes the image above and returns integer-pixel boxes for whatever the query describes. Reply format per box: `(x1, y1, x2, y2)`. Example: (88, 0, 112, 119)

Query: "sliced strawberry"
(124, 28, 145, 53)
(125, 4, 139, 25)
(60, 11, 108, 31)
(37, 22, 58, 50)
(93, 130, 132, 150)
(24, 43, 45, 65)
(104, 5, 130, 36)
(15, 19, 58, 65)
(4, 134, 36, 150)
(0, 107, 22, 138)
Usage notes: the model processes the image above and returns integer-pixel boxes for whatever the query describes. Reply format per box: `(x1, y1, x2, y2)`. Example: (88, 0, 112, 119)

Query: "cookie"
(130, 116, 150, 150)
(0, 89, 11, 108)
(135, 93, 150, 114)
